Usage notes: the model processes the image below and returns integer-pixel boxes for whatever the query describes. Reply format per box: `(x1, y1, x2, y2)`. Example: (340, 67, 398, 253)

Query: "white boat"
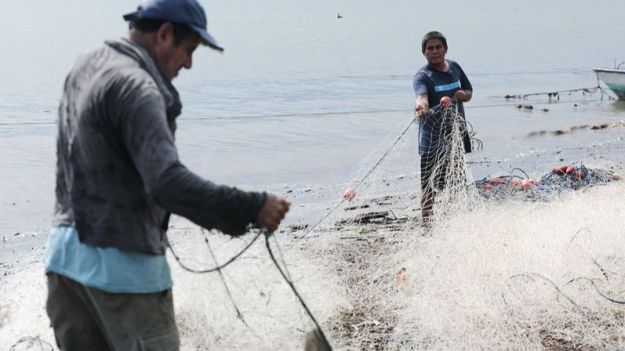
(593, 65, 625, 100)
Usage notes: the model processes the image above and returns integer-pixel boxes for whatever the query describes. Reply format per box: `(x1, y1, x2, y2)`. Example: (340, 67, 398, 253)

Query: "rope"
(166, 230, 263, 273)
(204, 229, 252, 328)
(296, 111, 419, 238)
(264, 232, 333, 350)
(9, 336, 54, 351)
(500, 85, 608, 100)
(568, 277, 625, 305)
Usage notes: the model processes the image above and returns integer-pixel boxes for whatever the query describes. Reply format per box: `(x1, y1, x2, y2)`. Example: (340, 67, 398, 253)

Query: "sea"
(2, 0, 625, 236)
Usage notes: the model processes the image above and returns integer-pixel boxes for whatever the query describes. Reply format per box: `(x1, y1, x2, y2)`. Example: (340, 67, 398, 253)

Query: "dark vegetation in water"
(527, 120, 625, 138)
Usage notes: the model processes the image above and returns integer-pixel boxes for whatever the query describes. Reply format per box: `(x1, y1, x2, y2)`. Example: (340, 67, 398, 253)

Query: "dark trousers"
(420, 153, 449, 223)
(46, 272, 179, 351)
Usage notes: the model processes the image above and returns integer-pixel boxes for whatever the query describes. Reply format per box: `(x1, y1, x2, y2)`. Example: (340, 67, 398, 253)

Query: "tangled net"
(474, 163, 619, 201)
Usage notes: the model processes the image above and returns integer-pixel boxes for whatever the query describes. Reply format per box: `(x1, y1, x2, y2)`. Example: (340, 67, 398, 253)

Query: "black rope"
(507, 273, 584, 309)
(568, 277, 625, 305)
(168, 228, 330, 347)
(510, 168, 530, 179)
(203, 229, 252, 328)
(295, 109, 430, 239)
(9, 336, 54, 351)
(166, 230, 263, 273)
(264, 232, 333, 350)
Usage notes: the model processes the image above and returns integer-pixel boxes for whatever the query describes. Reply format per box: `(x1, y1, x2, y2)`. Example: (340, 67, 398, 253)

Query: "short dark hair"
(421, 31, 448, 54)
(130, 17, 197, 46)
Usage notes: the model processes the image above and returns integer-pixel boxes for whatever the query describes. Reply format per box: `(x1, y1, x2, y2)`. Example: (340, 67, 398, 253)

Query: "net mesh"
(419, 103, 478, 222)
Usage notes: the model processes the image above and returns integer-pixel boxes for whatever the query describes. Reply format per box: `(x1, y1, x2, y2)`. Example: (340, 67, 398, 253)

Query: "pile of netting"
(310, 102, 625, 350)
(474, 163, 619, 201)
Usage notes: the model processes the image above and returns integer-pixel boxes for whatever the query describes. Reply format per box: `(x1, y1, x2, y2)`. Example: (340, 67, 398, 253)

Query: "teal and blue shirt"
(413, 59, 472, 156)
(44, 226, 172, 293)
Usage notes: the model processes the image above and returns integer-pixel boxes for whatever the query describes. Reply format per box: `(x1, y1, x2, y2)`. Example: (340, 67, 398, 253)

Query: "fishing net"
(418, 103, 478, 222)
(3, 101, 625, 351)
(474, 163, 618, 202)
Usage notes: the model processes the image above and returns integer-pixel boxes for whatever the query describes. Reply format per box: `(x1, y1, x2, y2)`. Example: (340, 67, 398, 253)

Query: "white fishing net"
(2, 103, 625, 351)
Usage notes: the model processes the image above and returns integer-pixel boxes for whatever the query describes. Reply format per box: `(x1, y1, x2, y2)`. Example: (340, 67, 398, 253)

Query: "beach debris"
(330, 300, 396, 350)
(527, 121, 625, 138)
(353, 211, 389, 224)
(343, 186, 356, 201)
(591, 123, 610, 130)
(551, 128, 571, 136)
(336, 210, 409, 226)
(526, 130, 547, 137)
(286, 224, 308, 233)
(344, 204, 370, 211)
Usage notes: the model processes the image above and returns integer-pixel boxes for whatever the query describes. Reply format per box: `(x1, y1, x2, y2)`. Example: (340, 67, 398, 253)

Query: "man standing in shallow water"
(44, 0, 290, 349)
(413, 31, 473, 226)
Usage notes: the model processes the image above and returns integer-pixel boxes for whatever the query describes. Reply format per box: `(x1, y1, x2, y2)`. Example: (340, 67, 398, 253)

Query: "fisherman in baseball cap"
(45, 0, 292, 349)
(123, 0, 224, 52)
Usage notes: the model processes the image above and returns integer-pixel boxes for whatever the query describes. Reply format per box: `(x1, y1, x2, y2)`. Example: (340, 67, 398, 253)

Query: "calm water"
(2, 0, 625, 235)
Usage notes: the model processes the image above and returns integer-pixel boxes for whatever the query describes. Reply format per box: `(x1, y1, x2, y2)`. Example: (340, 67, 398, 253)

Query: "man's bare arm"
(414, 94, 429, 118)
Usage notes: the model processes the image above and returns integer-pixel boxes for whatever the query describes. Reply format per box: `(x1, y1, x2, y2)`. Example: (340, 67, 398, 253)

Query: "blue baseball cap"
(123, 0, 224, 52)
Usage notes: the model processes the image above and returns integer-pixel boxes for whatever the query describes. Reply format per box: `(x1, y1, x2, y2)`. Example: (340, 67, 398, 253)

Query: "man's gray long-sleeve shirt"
(54, 39, 266, 255)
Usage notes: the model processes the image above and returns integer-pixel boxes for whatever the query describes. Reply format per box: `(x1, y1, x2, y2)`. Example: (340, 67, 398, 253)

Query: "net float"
(440, 96, 452, 106)
(342, 186, 356, 201)
(521, 179, 537, 190)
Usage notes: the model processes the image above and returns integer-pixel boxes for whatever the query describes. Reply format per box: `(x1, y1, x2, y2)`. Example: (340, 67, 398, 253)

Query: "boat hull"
(593, 68, 625, 99)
